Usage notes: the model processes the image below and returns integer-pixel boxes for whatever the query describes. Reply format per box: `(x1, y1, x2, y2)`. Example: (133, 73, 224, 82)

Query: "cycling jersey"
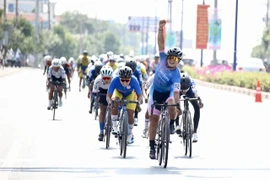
(145, 73, 155, 93)
(87, 66, 100, 82)
(136, 62, 148, 81)
(180, 79, 198, 98)
(78, 55, 90, 72)
(105, 62, 118, 71)
(62, 63, 71, 76)
(47, 66, 66, 81)
(151, 51, 181, 96)
(108, 75, 142, 97)
(92, 74, 110, 92)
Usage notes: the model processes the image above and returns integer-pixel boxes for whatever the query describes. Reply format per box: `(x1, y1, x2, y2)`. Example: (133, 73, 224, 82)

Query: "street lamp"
(233, 0, 238, 71)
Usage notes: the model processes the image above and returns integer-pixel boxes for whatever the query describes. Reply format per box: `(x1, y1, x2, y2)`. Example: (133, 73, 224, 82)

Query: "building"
(1, 0, 57, 29)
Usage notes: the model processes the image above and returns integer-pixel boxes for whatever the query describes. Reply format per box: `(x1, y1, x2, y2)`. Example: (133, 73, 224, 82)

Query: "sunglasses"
(102, 77, 111, 81)
(109, 60, 115, 62)
(120, 78, 131, 83)
(167, 56, 179, 61)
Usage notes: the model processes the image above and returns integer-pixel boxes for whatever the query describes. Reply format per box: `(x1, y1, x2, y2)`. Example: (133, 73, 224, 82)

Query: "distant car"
(182, 58, 196, 66)
(237, 57, 266, 72)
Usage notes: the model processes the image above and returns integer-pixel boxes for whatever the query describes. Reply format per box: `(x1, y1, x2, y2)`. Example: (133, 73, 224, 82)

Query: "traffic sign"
(127, 16, 159, 32)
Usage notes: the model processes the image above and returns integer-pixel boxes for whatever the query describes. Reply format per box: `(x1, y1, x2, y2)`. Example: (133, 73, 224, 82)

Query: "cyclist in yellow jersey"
(105, 55, 118, 71)
(77, 50, 90, 91)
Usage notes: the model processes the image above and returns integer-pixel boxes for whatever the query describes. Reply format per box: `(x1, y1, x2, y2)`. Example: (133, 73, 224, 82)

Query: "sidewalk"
(195, 79, 270, 100)
(0, 67, 24, 77)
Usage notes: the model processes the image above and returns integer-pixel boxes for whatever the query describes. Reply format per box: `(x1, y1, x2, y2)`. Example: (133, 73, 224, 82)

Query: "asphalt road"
(0, 69, 269, 180)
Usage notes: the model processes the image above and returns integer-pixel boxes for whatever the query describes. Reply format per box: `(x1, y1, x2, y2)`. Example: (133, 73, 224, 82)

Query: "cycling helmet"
(94, 60, 103, 74)
(94, 60, 103, 66)
(117, 57, 125, 63)
(118, 62, 125, 69)
(83, 50, 88, 55)
(106, 51, 114, 56)
(125, 59, 137, 72)
(119, 53, 124, 59)
(44, 55, 52, 62)
(68, 57, 74, 63)
(52, 58, 61, 67)
(167, 47, 183, 62)
(154, 53, 160, 58)
(109, 55, 116, 61)
(181, 73, 191, 91)
(100, 66, 113, 77)
(119, 66, 133, 79)
(60, 57, 67, 65)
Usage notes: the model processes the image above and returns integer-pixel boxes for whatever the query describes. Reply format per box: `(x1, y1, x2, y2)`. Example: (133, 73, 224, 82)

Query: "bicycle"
(111, 99, 139, 158)
(104, 104, 112, 149)
(151, 101, 179, 168)
(49, 81, 65, 120)
(93, 93, 106, 120)
(179, 96, 200, 158)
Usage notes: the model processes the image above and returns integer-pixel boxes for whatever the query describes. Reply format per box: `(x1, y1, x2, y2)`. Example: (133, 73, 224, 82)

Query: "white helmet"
(44, 55, 52, 62)
(52, 58, 61, 67)
(60, 57, 67, 65)
(94, 60, 103, 66)
(100, 66, 113, 77)
(118, 62, 125, 69)
(106, 51, 114, 56)
(69, 57, 74, 63)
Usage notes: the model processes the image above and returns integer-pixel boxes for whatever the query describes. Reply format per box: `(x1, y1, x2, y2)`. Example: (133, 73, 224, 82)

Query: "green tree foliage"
(104, 31, 120, 54)
(252, 26, 270, 60)
(8, 28, 34, 53)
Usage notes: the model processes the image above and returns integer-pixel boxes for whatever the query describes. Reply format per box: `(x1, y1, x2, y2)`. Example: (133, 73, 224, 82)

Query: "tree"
(11, 17, 34, 37)
(8, 28, 34, 53)
(251, 25, 270, 60)
(103, 31, 120, 54)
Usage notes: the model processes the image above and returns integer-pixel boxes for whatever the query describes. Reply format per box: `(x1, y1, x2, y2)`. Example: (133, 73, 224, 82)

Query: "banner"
(196, 4, 210, 49)
(208, 12, 222, 50)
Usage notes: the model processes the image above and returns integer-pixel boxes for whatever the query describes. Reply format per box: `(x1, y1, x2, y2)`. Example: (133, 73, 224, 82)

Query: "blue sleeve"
(108, 77, 118, 94)
(160, 51, 167, 62)
(135, 70, 142, 86)
(88, 69, 95, 82)
(131, 76, 142, 95)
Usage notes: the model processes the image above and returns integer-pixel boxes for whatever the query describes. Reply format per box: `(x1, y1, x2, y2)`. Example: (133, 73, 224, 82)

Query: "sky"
(51, 0, 267, 62)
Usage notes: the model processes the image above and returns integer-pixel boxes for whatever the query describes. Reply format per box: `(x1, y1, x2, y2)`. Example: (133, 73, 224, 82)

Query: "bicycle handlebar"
(180, 96, 200, 101)
(111, 99, 139, 108)
(151, 101, 179, 115)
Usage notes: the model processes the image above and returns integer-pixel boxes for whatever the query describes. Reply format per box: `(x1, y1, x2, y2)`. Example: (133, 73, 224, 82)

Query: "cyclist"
(103, 51, 114, 65)
(150, 53, 160, 74)
(148, 20, 183, 159)
(77, 50, 90, 91)
(92, 66, 114, 141)
(125, 59, 143, 126)
(43, 55, 52, 75)
(175, 73, 203, 143)
(47, 58, 66, 109)
(105, 55, 118, 71)
(68, 57, 75, 77)
(106, 66, 142, 144)
(60, 57, 72, 89)
(87, 60, 103, 111)
(141, 73, 155, 138)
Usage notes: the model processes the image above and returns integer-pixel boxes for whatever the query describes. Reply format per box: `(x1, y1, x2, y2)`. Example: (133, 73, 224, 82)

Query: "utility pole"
(34, 0, 39, 68)
(141, 17, 145, 55)
(180, 0, 184, 50)
(154, 0, 158, 55)
(15, 0, 18, 27)
(233, 0, 238, 71)
(266, 0, 270, 27)
(213, 0, 218, 64)
(145, 16, 149, 55)
(48, 1, 51, 30)
(168, 0, 173, 31)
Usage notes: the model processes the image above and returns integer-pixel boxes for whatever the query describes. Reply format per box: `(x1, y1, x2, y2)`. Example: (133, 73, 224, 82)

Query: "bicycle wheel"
(120, 111, 128, 158)
(105, 108, 112, 149)
(186, 110, 193, 158)
(156, 121, 162, 165)
(162, 116, 170, 168)
(52, 91, 58, 120)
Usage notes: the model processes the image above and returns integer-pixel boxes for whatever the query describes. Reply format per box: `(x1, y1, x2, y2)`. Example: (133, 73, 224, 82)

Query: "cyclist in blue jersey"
(175, 72, 203, 143)
(107, 66, 142, 144)
(125, 59, 143, 126)
(87, 60, 102, 100)
(148, 20, 183, 159)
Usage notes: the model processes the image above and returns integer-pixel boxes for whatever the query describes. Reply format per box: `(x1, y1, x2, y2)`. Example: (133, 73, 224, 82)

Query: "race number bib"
(174, 83, 180, 91)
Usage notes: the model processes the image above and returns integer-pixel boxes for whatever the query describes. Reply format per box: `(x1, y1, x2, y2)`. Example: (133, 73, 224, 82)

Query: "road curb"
(195, 79, 270, 100)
